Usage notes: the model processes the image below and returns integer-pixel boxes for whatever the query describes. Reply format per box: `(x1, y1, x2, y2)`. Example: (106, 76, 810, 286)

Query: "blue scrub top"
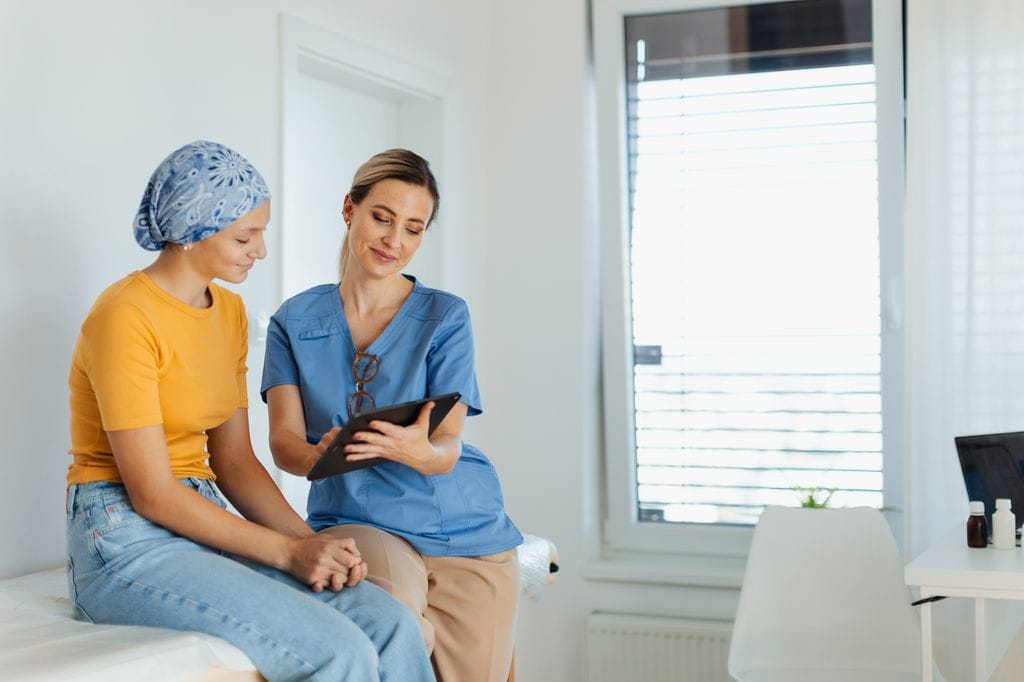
(261, 275, 522, 557)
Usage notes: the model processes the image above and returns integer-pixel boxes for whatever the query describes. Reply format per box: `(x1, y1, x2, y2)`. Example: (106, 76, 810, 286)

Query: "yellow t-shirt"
(67, 272, 249, 485)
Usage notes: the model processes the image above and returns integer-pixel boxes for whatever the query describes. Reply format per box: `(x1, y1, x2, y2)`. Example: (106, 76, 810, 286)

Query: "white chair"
(728, 506, 923, 682)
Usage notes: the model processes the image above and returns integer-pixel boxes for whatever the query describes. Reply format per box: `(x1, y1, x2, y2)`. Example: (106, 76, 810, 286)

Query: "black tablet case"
(307, 392, 462, 480)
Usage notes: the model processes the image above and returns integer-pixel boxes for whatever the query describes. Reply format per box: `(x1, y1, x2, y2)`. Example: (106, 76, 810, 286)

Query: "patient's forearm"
(212, 452, 312, 537)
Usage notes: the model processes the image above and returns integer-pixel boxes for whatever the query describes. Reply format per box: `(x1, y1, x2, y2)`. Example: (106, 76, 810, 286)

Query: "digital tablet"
(307, 392, 462, 480)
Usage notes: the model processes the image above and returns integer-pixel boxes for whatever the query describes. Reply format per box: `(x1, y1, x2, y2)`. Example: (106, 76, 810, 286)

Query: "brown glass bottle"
(967, 501, 988, 548)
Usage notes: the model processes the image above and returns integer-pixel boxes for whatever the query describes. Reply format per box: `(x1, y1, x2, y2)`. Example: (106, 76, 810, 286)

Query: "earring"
(184, 243, 192, 252)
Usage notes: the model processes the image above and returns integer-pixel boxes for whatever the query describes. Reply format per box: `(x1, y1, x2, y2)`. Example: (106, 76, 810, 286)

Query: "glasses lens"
(352, 353, 380, 382)
(348, 391, 376, 417)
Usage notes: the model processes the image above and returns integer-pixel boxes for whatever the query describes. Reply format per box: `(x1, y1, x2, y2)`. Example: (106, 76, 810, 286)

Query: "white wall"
(0, 2, 742, 681)
(481, 5, 743, 680)
(0, 0, 494, 569)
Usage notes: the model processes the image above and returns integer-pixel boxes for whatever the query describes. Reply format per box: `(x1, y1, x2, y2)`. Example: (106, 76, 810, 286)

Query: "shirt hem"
(310, 520, 523, 558)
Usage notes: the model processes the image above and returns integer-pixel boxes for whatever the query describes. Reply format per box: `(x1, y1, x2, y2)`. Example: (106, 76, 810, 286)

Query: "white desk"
(905, 540, 1024, 682)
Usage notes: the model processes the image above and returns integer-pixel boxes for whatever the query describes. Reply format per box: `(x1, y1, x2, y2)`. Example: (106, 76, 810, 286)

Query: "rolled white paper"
(518, 533, 559, 600)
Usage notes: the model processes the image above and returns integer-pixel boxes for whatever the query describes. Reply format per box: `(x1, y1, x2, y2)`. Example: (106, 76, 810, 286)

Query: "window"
(593, 0, 904, 566)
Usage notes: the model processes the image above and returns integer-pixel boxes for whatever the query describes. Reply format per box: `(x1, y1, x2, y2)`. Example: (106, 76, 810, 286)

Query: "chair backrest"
(728, 506, 921, 680)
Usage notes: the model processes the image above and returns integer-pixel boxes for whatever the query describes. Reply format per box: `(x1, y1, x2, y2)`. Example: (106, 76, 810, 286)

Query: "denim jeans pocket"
(98, 497, 146, 526)
(92, 498, 175, 565)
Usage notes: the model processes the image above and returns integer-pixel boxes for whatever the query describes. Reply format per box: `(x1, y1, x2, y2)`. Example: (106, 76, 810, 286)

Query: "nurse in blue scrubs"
(262, 149, 522, 682)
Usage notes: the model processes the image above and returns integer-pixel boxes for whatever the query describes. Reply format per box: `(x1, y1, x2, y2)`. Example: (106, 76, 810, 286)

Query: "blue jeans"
(66, 478, 434, 682)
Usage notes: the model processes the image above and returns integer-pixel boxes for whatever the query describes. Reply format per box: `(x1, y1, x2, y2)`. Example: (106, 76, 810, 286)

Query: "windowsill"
(583, 550, 746, 589)
(585, 508, 903, 589)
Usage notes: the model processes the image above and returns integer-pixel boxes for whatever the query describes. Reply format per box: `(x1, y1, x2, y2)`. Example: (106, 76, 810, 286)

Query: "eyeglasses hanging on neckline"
(348, 351, 380, 417)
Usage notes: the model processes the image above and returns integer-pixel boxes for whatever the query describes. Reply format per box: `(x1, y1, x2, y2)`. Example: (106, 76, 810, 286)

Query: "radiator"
(586, 613, 733, 682)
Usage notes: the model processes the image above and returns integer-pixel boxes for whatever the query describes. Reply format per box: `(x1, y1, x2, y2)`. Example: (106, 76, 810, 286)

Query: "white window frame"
(589, 0, 906, 586)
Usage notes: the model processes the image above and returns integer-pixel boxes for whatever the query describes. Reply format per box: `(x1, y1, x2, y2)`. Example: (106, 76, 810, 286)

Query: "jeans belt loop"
(66, 484, 78, 515)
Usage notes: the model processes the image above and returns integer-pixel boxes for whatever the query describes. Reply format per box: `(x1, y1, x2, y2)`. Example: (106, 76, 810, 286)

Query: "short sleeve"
(81, 304, 163, 431)
(427, 300, 483, 415)
(260, 310, 300, 402)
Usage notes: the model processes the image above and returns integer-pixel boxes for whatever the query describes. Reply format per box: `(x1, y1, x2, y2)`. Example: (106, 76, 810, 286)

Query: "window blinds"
(624, 0, 883, 524)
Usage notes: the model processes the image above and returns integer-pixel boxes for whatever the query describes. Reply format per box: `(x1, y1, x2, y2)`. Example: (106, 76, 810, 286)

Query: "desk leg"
(921, 590, 933, 682)
(975, 597, 986, 682)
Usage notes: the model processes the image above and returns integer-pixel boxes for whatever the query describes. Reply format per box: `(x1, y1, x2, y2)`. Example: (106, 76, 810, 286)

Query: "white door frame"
(278, 14, 450, 302)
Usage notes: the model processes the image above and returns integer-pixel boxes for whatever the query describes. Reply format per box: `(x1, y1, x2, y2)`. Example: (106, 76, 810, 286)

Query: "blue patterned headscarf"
(133, 140, 271, 251)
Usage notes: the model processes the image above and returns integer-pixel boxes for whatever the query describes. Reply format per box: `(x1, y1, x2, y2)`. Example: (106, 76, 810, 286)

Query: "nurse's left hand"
(345, 401, 438, 471)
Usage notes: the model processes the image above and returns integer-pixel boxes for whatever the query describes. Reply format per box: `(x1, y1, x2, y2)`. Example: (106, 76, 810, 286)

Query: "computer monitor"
(955, 431, 1024, 534)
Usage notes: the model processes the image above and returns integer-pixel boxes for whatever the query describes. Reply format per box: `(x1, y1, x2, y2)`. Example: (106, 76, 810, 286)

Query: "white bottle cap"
(970, 501, 986, 514)
(996, 498, 1012, 510)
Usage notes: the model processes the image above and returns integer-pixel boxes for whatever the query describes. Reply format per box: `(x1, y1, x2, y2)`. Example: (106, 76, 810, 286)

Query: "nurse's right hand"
(316, 426, 342, 455)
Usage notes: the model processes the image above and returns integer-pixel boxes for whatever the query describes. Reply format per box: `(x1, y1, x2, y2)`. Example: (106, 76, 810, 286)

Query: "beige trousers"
(322, 524, 519, 682)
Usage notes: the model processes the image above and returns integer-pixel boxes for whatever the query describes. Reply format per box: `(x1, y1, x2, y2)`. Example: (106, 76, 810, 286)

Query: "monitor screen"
(955, 431, 1024, 534)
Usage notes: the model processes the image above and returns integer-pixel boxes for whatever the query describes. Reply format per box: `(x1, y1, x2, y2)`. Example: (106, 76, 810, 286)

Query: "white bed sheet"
(1, 535, 560, 679)
(0, 567, 256, 681)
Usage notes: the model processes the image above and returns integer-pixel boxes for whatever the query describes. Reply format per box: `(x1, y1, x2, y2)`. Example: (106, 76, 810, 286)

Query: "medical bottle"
(967, 501, 988, 548)
(992, 498, 1016, 550)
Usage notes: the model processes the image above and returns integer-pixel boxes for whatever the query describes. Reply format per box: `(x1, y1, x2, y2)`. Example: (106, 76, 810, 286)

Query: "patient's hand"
(286, 534, 366, 592)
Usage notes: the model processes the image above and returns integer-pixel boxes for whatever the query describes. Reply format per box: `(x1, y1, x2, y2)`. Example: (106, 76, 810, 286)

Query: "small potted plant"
(794, 485, 835, 508)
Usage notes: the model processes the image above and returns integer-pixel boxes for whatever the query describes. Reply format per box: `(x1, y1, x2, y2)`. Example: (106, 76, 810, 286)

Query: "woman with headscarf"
(65, 140, 434, 681)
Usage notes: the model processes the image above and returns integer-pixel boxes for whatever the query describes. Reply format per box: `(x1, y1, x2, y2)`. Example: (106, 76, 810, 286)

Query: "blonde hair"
(339, 149, 440, 281)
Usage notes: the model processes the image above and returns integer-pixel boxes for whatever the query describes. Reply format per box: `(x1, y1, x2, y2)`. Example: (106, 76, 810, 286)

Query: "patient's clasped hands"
(285, 533, 368, 593)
